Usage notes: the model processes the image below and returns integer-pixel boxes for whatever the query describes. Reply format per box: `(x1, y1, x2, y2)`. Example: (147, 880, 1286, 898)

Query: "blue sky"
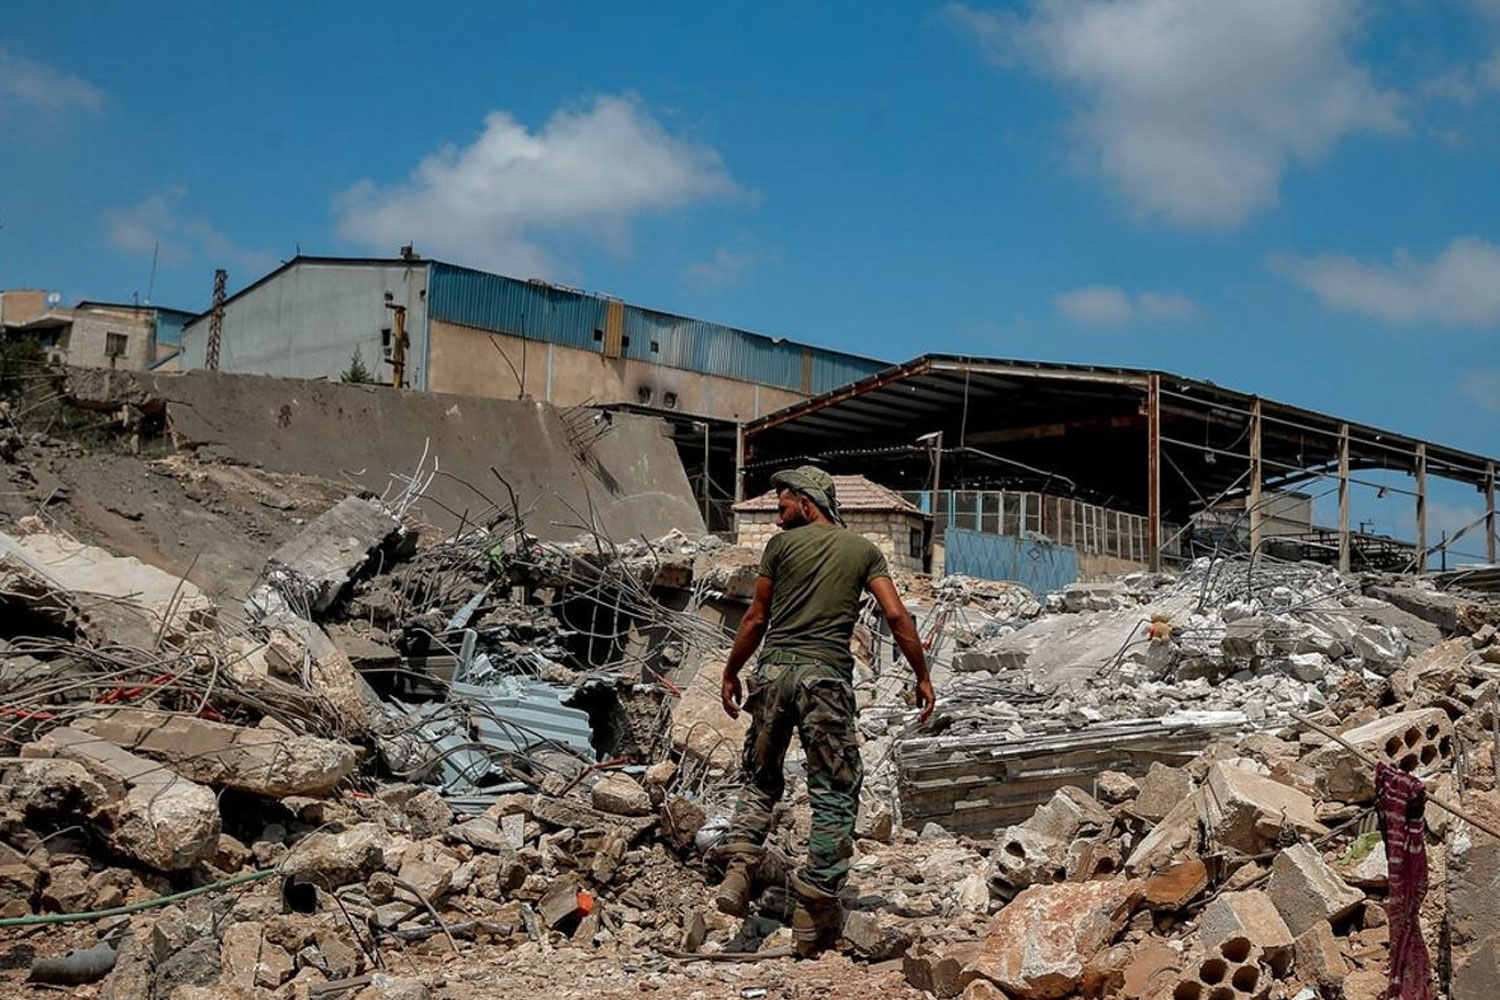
(2, 1, 1498, 556)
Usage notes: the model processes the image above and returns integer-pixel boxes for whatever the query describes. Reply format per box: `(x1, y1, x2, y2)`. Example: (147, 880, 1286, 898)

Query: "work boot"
(713, 859, 755, 917)
(790, 875, 843, 958)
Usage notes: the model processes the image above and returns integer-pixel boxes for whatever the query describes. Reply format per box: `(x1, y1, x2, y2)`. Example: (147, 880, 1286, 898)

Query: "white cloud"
(0, 46, 103, 116)
(337, 95, 741, 277)
(1277, 237, 1500, 327)
(1462, 371, 1500, 413)
(1054, 285, 1202, 326)
(685, 247, 757, 290)
(106, 187, 273, 277)
(1137, 291, 1203, 321)
(947, 0, 1403, 228)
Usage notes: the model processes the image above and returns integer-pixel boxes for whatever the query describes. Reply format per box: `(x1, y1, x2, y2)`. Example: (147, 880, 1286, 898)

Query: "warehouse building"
(173, 253, 884, 424)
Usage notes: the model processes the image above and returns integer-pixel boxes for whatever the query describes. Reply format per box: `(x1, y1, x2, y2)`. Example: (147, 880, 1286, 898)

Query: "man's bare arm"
(721, 575, 774, 719)
(867, 575, 935, 723)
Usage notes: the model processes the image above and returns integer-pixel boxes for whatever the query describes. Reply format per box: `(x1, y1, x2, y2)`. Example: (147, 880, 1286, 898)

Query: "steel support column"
(734, 423, 746, 502)
(1147, 375, 1161, 572)
(1415, 443, 1428, 573)
(1486, 461, 1496, 565)
(1338, 423, 1350, 573)
(1248, 398, 1263, 556)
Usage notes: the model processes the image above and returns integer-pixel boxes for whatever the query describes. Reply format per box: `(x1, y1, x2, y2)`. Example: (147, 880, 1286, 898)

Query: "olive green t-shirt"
(757, 523, 890, 671)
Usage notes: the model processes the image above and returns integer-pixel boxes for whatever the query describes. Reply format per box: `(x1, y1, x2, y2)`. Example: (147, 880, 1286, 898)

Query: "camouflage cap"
(770, 465, 844, 525)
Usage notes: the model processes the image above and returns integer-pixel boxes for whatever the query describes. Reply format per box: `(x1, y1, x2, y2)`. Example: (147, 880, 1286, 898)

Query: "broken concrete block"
(966, 878, 1143, 999)
(855, 803, 894, 843)
(1266, 842, 1364, 935)
(1302, 708, 1453, 803)
(841, 909, 914, 960)
(1293, 919, 1346, 991)
(1025, 785, 1112, 842)
(659, 796, 707, 853)
(402, 788, 453, 839)
(1171, 935, 1271, 1000)
(396, 843, 460, 901)
(281, 823, 390, 889)
(538, 879, 582, 928)
(1444, 792, 1500, 1000)
(904, 941, 978, 998)
(1094, 770, 1139, 805)
(1143, 859, 1208, 910)
(1132, 763, 1192, 823)
(24, 726, 220, 871)
(1078, 942, 1131, 997)
(1124, 792, 1202, 875)
(257, 496, 414, 615)
(590, 773, 651, 817)
(71, 709, 356, 798)
(0, 529, 215, 648)
(992, 826, 1069, 892)
(1119, 938, 1185, 999)
(643, 759, 677, 790)
(1198, 890, 1294, 977)
(1200, 762, 1326, 855)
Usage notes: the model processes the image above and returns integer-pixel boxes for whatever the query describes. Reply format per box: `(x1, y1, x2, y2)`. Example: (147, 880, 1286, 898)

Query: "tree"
(341, 347, 378, 384)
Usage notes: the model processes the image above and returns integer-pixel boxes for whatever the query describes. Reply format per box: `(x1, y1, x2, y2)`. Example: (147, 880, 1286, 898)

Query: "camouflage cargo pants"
(723, 652, 864, 897)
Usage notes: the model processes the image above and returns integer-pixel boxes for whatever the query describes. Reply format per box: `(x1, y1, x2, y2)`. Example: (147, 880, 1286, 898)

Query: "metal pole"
(1415, 442, 1428, 573)
(1487, 462, 1496, 565)
(734, 422, 745, 504)
(1337, 422, 1350, 573)
(1147, 375, 1161, 572)
(1248, 398, 1263, 558)
(701, 422, 711, 528)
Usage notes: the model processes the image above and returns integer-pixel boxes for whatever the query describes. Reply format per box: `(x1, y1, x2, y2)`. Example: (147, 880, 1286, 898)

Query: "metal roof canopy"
(742, 355, 1500, 570)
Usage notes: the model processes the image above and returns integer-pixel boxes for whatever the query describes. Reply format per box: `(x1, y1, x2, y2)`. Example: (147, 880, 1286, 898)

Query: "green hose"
(0, 867, 277, 928)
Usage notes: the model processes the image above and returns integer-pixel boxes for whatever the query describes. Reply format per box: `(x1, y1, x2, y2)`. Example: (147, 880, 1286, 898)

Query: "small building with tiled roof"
(733, 474, 930, 573)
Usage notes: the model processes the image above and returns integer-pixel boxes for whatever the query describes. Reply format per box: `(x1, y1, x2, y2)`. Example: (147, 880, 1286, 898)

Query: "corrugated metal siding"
(429, 262, 884, 393)
(429, 263, 605, 351)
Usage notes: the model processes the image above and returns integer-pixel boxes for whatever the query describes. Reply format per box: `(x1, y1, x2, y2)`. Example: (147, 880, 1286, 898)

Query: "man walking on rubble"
(715, 465, 935, 956)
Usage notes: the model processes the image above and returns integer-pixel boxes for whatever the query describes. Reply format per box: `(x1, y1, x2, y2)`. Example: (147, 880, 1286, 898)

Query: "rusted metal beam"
(1147, 375, 1161, 572)
(1338, 423, 1351, 574)
(744, 357, 935, 436)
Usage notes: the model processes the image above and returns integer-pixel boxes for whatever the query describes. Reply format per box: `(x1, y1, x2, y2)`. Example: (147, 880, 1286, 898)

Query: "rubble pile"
(4, 419, 1500, 996)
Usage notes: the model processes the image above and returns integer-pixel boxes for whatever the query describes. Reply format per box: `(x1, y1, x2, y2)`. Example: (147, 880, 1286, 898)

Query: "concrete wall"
(65, 309, 156, 371)
(63, 368, 705, 543)
(178, 261, 430, 388)
(735, 510, 926, 573)
(0, 290, 47, 326)
(428, 321, 805, 422)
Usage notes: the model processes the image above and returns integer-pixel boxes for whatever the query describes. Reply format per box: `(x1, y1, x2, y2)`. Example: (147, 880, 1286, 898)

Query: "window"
(909, 527, 923, 559)
(105, 332, 129, 357)
(662, 391, 678, 410)
(650, 340, 660, 353)
(636, 386, 653, 405)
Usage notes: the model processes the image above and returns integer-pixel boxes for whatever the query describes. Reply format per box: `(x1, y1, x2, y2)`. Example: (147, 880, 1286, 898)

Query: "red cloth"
(1376, 761, 1433, 1000)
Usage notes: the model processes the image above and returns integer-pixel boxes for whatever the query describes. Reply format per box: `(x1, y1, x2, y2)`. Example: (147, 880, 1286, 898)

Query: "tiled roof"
(733, 475, 924, 515)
